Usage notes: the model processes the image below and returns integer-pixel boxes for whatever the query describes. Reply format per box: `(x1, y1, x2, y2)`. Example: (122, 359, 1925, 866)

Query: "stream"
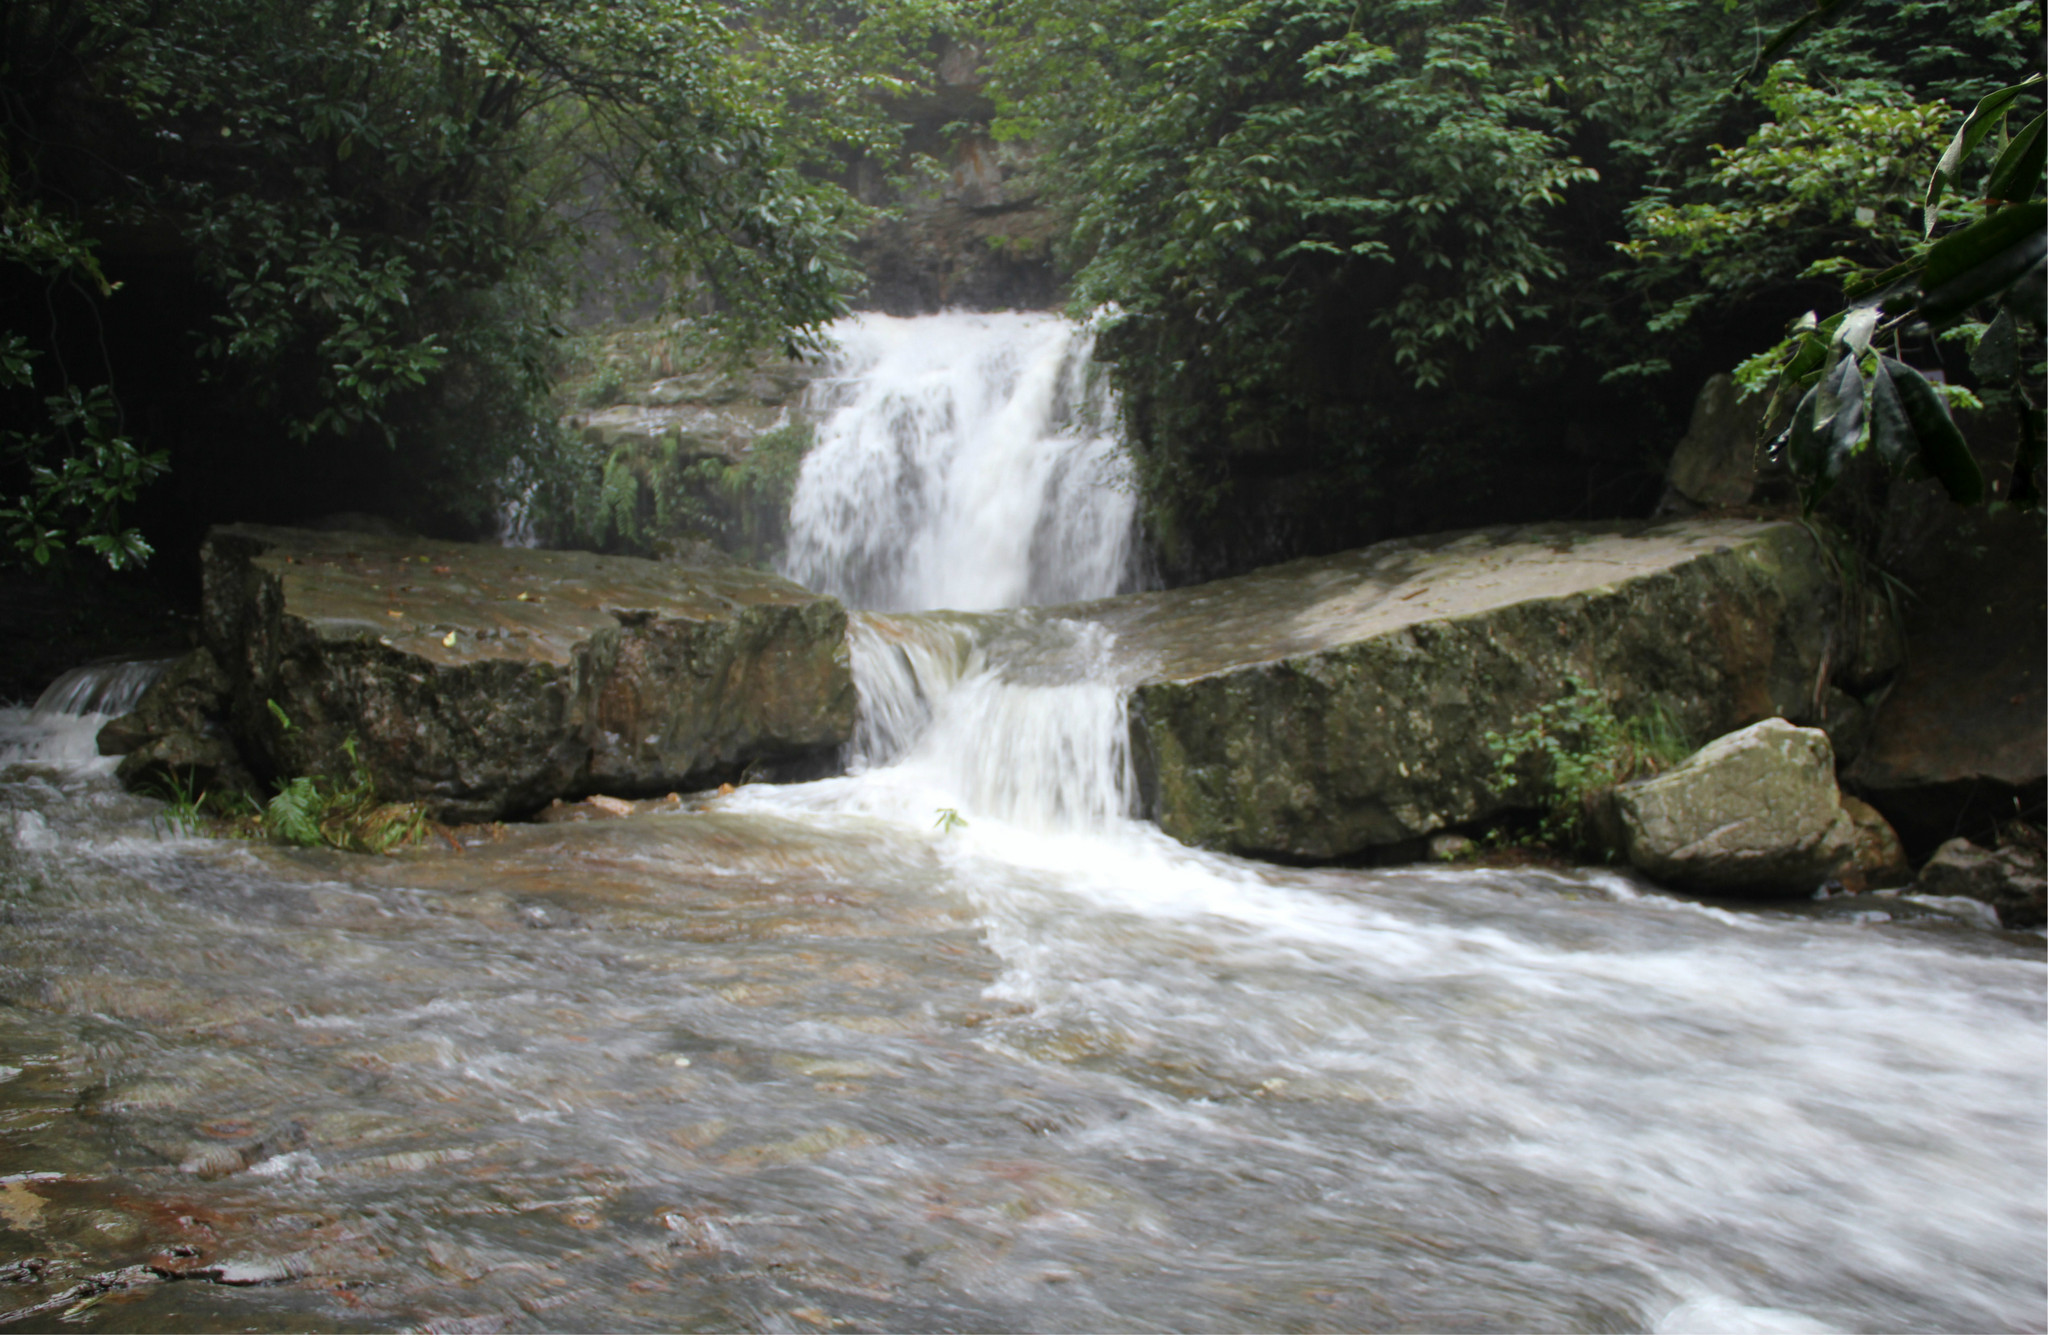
(0, 313, 2042, 1333)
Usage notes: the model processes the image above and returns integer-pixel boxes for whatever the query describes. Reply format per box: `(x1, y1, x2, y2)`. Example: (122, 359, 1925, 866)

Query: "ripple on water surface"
(0, 763, 2041, 1333)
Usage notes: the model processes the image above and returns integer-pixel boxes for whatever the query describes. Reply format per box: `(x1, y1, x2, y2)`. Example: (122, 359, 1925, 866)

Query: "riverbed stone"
(1608, 719, 1860, 896)
(1912, 836, 2047, 929)
(97, 648, 256, 796)
(1083, 519, 1874, 861)
(200, 524, 855, 821)
(1844, 502, 2046, 855)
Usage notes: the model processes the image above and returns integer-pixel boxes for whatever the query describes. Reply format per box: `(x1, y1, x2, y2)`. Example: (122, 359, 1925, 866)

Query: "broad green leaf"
(1781, 331, 1831, 385)
(1785, 382, 1826, 480)
(1843, 256, 1923, 302)
(1816, 353, 1865, 490)
(1865, 356, 1916, 473)
(1735, 0, 1860, 88)
(1884, 357, 1984, 503)
(1925, 73, 2046, 235)
(1917, 201, 2048, 325)
(1970, 309, 2019, 382)
(1984, 112, 2047, 205)
(1833, 307, 1879, 357)
(2001, 257, 2047, 326)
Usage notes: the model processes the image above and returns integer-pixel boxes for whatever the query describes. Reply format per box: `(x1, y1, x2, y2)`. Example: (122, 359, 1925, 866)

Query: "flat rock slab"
(202, 525, 854, 821)
(1068, 518, 1869, 860)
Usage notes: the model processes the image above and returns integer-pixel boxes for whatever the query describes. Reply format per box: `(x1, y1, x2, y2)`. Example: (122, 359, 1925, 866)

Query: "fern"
(266, 776, 326, 847)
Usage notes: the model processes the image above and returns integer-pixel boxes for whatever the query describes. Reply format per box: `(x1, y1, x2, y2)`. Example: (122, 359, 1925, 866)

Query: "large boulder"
(1845, 501, 2046, 855)
(1607, 719, 1860, 896)
(200, 525, 855, 822)
(1655, 373, 1764, 514)
(1075, 518, 1889, 861)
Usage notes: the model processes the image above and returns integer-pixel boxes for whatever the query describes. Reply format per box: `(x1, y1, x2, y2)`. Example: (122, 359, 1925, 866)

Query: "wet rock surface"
(1914, 835, 2048, 929)
(1656, 373, 1764, 514)
(96, 648, 253, 795)
(199, 524, 855, 821)
(1081, 518, 1885, 861)
(1609, 719, 1858, 897)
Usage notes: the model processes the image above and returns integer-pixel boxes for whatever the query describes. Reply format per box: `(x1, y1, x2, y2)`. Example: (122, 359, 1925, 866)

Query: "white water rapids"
(0, 313, 2041, 1333)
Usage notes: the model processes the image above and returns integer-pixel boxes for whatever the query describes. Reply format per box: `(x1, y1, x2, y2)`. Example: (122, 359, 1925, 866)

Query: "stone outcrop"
(199, 525, 855, 822)
(1655, 373, 1764, 514)
(1912, 836, 2047, 929)
(1607, 719, 1859, 896)
(1838, 795, 1913, 893)
(1846, 499, 2046, 855)
(96, 648, 254, 795)
(1072, 518, 1891, 862)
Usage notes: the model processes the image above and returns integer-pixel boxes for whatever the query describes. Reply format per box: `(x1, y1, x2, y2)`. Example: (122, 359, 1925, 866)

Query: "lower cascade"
(0, 314, 2040, 1333)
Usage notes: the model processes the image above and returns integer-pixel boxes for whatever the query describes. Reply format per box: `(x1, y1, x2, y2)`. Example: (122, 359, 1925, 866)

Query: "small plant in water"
(146, 724, 431, 855)
(1484, 677, 1692, 854)
(261, 736, 432, 854)
(933, 807, 968, 835)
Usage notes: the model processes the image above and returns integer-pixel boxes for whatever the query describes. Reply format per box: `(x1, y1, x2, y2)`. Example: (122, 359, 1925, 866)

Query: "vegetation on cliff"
(980, 0, 2040, 574)
(1, 0, 950, 572)
(2, 0, 2039, 585)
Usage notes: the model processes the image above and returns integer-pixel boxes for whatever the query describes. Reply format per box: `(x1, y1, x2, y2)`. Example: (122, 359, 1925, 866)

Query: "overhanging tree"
(1, 0, 954, 568)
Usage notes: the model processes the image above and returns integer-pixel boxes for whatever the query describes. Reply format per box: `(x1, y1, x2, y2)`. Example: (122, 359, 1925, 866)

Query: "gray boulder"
(1608, 718, 1859, 896)
(200, 524, 855, 822)
(1657, 373, 1764, 513)
(1913, 837, 2047, 929)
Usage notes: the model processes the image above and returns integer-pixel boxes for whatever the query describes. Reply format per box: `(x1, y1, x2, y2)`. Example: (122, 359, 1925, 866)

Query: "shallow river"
(0, 313, 2042, 1332)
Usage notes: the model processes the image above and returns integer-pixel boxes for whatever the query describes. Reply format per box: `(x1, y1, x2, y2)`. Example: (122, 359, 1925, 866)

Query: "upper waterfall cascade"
(780, 311, 1141, 613)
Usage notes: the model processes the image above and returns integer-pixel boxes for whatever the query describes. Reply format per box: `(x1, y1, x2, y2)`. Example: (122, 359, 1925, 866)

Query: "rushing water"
(0, 315, 2043, 1333)
(782, 312, 1140, 612)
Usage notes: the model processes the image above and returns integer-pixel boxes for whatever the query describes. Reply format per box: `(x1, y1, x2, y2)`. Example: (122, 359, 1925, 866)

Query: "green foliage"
(260, 737, 431, 854)
(933, 806, 967, 833)
(1485, 679, 1692, 852)
(1, 0, 957, 566)
(982, 0, 2031, 570)
(1710, 36, 2046, 510)
(143, 766, 249, 838)
(551, 415, 815, 564)
(1003, 0, 1606, 436)
(1619, 69, 1955, 308)
(152, 703, 431, 853)
(0, 335, 165, 569)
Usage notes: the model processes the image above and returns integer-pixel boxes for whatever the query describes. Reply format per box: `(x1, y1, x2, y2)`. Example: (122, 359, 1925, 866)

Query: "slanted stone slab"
(202, 524, 854, 822)
(1078, 518, 1871, 861)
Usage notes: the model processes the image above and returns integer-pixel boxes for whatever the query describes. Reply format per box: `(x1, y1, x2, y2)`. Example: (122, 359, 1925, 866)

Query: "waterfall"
(768, 310, 1149, 832)
(1, 658, 171, 767)
(781, 311, 1140, 612)
(0, 317, 2039, 1335)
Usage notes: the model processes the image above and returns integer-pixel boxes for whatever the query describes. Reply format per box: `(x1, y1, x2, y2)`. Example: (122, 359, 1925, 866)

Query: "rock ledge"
(201, 525, 854, 821)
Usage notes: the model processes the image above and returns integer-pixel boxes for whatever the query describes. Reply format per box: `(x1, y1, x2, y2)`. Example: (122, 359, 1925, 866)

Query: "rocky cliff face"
(844, 41, 1062, 315)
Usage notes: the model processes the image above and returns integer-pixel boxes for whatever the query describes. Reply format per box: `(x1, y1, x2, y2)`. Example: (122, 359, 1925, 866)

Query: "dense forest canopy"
(2, 0, 949, 571)
(2, 0, 2041, 582)
(980, 0, 2041, 573)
